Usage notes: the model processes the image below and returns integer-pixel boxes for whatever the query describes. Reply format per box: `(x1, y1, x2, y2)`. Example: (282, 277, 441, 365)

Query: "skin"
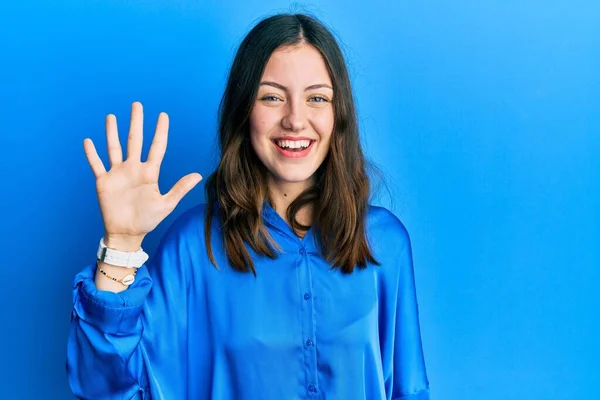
(249, 43, 335, 232)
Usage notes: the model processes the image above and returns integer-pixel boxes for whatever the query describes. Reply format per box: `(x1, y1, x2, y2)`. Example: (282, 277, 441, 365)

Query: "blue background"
(1, 0, 598, 399)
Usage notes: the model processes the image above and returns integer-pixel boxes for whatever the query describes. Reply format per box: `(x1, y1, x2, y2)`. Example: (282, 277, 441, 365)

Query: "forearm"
(68, 321, 145, 399)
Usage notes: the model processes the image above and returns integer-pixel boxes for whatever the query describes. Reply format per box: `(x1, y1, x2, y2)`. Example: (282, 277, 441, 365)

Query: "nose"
(281, 99, 306, 132)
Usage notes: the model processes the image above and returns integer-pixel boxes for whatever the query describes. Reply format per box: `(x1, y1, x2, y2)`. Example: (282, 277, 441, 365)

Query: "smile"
(271, 139, 316, 158)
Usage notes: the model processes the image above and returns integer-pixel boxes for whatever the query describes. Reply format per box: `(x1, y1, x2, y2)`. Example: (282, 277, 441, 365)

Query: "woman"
(67, 13, 430, 400)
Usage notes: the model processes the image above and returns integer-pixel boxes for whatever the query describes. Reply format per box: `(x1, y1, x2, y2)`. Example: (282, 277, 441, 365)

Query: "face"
(249, 43, 334, 188)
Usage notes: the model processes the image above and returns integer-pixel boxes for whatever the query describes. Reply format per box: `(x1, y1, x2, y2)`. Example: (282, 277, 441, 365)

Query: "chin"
(271, 170, 315, 184)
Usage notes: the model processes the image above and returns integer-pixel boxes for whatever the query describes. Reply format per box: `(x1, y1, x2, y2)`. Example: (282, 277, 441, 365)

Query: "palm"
(84, 102, 202, 239)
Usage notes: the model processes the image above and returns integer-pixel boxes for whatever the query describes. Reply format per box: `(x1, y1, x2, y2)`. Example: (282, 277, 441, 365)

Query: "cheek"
(248, 114, 262, 153)
(249, 111, 266, 152)
(313, 110, 334, 142)
(249, 109, 279, 160)
(248, 109, 261, 136)
(250, 106, 279, 136)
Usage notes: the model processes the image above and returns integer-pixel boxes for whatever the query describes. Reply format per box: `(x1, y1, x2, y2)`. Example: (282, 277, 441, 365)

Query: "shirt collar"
(210, 200, 317, 253)
(261, 200, 317, 253)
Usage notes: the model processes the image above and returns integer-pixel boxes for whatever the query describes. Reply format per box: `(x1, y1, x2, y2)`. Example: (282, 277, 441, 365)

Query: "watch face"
(122, 274, 135, 285)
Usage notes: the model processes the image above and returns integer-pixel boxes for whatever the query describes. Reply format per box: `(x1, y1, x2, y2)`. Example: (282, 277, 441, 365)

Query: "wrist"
(96, 261, 137, 286)
(98, 235, 149, 269)
(104, 233, 144, 252)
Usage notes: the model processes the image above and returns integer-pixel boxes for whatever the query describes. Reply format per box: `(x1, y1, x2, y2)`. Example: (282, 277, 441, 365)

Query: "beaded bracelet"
(96, 261, 137, 286)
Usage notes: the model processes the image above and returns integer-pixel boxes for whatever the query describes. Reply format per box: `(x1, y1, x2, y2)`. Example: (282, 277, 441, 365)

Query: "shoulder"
(365, 204, 412, 260)
(159, 202, 217, 247)
(165, 202, 208, 235)
(365, 204, 411, 247)
(153, 202, 222, 270)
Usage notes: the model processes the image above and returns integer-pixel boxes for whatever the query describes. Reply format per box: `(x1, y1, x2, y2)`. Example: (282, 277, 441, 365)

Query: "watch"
(96, 237, 149, 268)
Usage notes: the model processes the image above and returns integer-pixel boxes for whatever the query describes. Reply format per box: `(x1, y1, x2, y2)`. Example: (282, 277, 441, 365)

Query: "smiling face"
(249, 43, 334, 190)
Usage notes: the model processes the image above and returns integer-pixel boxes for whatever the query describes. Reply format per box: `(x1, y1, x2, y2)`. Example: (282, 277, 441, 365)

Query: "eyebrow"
(259, 81, 333, 91)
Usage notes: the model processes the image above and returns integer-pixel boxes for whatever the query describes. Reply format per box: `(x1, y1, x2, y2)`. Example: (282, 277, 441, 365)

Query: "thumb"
(164, 173, 203, 209)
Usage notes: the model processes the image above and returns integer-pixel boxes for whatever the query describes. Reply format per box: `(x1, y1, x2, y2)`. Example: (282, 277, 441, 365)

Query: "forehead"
(261, 43, 332, 87)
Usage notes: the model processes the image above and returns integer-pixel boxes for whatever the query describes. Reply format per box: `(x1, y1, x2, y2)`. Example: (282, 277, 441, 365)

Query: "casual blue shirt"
(67, 201, 430, 399)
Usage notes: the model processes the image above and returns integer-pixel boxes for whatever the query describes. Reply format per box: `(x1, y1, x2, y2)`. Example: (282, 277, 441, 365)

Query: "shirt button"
(308, 384, 317, 393)
(299, 248, 306, 256)
(303, 292, 311, 300)
(306, 338, 313, 347)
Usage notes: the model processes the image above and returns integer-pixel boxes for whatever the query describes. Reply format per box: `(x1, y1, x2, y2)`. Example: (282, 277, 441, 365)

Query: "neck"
(268, 176, 314, 231)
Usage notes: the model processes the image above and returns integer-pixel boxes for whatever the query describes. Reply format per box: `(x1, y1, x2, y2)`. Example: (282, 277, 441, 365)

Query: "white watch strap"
(97, 237, 149, 268)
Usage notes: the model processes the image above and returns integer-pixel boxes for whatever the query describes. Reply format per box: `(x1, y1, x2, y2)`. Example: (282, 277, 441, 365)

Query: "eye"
(309, 96, 329, 103)
(261, 95, 282, 102)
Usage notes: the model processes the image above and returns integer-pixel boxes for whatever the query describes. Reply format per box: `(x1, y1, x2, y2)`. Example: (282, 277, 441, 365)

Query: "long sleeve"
(68, 202, 430, 399)
(379, 215, 430, 400)
(67, 211, 195, 399)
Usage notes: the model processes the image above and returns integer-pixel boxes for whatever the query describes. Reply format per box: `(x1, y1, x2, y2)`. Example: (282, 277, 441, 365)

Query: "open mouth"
(271, 139, 315, 158)
(272, 139, 314, 152)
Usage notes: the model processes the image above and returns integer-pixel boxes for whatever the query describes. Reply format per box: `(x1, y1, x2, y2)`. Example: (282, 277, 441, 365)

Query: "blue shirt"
(67, 202, 430, 399)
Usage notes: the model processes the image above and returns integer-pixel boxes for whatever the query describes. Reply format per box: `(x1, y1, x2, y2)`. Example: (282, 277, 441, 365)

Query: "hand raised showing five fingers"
(83, 101, 202, 248)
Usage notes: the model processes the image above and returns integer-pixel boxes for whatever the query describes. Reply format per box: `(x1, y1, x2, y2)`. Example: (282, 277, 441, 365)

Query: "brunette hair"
(204, 13, 380, 275)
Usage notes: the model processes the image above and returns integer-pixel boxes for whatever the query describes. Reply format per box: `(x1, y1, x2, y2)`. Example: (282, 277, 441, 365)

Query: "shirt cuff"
(72, 262, 152, 334)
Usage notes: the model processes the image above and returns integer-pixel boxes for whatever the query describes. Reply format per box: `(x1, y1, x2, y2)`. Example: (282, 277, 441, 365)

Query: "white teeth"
(276, 139, 311, 149)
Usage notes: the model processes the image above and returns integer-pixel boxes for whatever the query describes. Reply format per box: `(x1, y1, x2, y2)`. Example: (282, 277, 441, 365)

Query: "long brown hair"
(204, 13, 380, 275)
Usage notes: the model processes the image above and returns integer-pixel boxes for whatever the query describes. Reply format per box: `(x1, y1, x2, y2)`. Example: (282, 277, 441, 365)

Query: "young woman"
(67, 13, 430, 400)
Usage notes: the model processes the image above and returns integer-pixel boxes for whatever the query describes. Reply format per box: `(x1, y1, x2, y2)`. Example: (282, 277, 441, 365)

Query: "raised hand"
(83, 101, 202, 250)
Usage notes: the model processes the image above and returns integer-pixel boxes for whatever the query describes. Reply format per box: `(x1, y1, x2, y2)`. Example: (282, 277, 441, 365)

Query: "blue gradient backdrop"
(1, 0, 598, 398)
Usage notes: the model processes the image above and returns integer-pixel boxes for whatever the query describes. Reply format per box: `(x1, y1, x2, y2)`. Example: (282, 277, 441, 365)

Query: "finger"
(164, 173, 203, 210)
(127, 101, 143, 161)
(105, 114, 123, 166)
(83, 138, 107, 177)
(146, 112, 169, 169)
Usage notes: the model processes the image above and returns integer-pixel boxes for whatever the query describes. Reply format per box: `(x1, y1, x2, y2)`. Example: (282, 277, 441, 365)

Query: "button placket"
(296, 244, 318, 397)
